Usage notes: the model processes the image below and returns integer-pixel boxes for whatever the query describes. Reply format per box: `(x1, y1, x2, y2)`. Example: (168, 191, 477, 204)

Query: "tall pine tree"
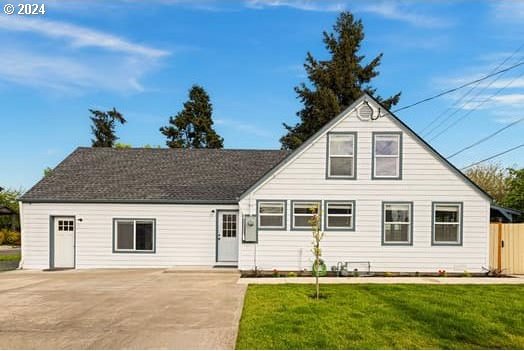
(90, 108, 126, 147)
(160, 85, 224, 148)
(281, 12, 401, 150)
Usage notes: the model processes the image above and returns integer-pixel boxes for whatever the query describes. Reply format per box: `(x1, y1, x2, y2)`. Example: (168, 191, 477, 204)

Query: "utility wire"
(390, 59, 524, 114)
(447, 117, 524, 159)
(461, 143, 524, 170)
(419, 43, 524, 135)
(428, 68, 524, 142)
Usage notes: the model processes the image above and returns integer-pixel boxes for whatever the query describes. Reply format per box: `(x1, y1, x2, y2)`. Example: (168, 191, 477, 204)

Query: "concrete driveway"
(0, 269, 246, 349)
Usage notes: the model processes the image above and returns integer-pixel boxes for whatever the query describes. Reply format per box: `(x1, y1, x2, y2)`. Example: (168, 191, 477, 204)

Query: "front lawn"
(236, 284, 524, 349)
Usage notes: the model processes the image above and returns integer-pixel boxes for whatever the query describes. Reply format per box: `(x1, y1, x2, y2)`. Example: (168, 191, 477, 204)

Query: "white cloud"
(0, 49, 152, 94)
(0, 16, 169, 94)
(0, 16, 168, 58)
(491, 0, 524, 22)
(245, 0, 451, 28)
(355, 2, 451, 28)
(245, 0, 345, 12)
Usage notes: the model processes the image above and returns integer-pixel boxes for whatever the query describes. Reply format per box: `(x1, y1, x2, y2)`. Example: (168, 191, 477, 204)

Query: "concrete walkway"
(239, 275, 524, 285)
(0, 269, 246, 349)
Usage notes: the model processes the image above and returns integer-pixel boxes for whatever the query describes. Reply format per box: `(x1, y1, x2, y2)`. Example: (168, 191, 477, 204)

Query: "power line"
(461, 143, 524, 170)
(428, 68, 524, 142)
(391, 59, 524, 114)
(447, 117, 524, 159)
(419, 43, 524, 135)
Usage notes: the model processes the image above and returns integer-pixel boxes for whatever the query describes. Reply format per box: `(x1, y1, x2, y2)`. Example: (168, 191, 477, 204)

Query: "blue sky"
(1, 0, 523, 190)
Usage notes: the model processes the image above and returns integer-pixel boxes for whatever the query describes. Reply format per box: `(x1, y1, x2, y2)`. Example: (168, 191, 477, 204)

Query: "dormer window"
(326, 132, 357, 179)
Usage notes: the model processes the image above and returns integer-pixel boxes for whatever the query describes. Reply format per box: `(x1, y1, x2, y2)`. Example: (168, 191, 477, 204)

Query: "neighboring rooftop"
(21, 147, 289, 203)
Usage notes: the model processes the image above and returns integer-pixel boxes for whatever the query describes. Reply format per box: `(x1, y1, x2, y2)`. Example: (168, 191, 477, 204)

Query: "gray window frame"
(324, 200, 356, 231)
(290, 200, 322, 231)
(372, 132, 403, 180)
(256, 200, 287, 230)
(432, 202, 463, 246)
(326, 132, 357, 180)
(382, 201, 413, 246)
(112, 218, 156, 253)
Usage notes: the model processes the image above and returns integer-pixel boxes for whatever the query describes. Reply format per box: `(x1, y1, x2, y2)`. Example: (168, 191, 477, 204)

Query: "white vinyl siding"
(327, 133, 356, 178)
(239, 98, 489, 273)
(433, 203, 462, 245)
(373, 133, 401, 179)
(258, 201, 285, 229)
(20, 202, 238, 269)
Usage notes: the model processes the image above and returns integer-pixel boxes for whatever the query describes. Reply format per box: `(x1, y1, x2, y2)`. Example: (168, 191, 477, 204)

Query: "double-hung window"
(325, 201, 355, 231)
(432, 203, 462, 245)
(258, 201, 286, 230)
(327, 133, 356, 179)
(114, 219, 155, 253)
(373, 132, 402, 179)
(383, 202, 412, 245)
(292, 201, 321, 230)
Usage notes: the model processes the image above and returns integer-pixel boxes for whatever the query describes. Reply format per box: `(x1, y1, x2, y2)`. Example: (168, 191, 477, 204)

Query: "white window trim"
(373, 133, 401, 179)
(432, 203, 462, 245)
(291, 201, 321, 230)
(327, 133, 356, 179)
(325, 201, 355, 231)
(257, 201, 286, 230)
(113, 218, 156, 253)
(382, 202, 412, 245)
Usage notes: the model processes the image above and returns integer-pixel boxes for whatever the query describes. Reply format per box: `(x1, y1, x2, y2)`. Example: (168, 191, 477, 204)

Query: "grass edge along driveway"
(236, 284, 524, 349)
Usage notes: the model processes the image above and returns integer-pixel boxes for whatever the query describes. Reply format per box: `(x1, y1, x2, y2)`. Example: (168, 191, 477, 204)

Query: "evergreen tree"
(160, 85, 224, 148)
(90, 108, 126, 147)
(281, 12, 401, 150)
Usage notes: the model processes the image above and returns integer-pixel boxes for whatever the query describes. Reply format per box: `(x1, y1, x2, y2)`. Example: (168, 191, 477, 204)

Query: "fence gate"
(489, 223, 524, 275)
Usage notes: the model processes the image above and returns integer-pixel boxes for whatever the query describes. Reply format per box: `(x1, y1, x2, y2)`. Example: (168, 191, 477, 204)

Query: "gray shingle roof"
(21, 147, 289, 203)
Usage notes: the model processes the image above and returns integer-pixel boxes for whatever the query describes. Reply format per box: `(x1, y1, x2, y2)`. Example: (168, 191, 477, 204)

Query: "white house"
(19, 94, 492, 273)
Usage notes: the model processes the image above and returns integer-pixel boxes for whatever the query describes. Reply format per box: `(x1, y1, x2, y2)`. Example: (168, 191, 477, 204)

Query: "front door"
(217, 211, 238, 263)
(53, 217, 75, 268)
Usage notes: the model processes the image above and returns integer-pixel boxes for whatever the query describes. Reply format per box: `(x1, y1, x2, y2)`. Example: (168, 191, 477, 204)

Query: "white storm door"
(54, 217, 75, 268)
(217, 211, 238, 262)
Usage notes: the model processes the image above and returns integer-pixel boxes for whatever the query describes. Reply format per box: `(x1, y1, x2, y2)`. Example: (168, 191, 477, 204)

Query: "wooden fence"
(489, 223, 524, 275)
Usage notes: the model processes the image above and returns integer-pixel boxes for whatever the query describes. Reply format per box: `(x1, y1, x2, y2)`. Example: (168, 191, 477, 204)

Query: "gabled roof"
(21, 148, 289, 203)
(240, 93, 493, 201)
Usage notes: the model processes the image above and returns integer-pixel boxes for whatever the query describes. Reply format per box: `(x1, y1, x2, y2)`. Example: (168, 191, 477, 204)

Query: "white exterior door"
(53, 217, 75, 268)
(217, 211, 238, 263)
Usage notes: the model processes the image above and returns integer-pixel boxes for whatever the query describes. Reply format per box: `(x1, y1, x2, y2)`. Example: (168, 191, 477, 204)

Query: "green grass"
(236, 284, 524, 349)
(0, 252, 20, 261)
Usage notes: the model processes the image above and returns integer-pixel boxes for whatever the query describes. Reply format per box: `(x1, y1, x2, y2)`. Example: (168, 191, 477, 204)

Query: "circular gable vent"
(357, 102, 373, 120)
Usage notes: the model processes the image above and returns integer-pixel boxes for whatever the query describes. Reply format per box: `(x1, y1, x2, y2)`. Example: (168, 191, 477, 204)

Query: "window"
(292, 201, 321, 230)
(114, 219, 155, 253)
(383, 202, 412, 245)
(325, 201, 355, 231)
(222, 213, 237, 238)
(258, 201, 286, 229)
(373, 133, 402, 179)
(433, 203, 462, 245)
(57, 220, 74, 231)
(327, 133, 356, 179)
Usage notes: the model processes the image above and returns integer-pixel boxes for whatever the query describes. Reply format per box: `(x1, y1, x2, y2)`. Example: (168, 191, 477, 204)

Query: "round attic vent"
(357, 102, 373, 120)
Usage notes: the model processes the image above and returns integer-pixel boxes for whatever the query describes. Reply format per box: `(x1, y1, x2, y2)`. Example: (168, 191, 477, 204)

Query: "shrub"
(0, 231, 4, 245)
(1, 230, 21, 245)
(287, 272, 297, 278)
